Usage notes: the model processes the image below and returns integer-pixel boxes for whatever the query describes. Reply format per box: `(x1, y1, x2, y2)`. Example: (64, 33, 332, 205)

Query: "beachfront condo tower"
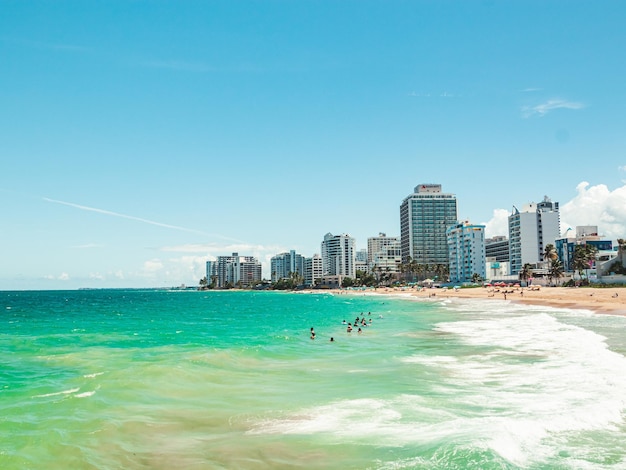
(270, 250, 306, 283)
(400, 184, 458, 266)
(321, 233, 356, 278)
(447, 221, 487, 283)
(508, 196, 560, 275)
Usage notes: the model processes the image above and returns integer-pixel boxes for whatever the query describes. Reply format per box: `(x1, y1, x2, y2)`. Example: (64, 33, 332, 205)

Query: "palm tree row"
(398, 257, 450, 283)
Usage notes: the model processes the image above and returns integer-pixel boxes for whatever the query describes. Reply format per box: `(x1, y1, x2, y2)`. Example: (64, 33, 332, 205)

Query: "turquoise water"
(2, 289, 626, 469)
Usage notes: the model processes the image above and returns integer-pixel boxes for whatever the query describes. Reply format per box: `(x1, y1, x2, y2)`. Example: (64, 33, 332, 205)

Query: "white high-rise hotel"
(400, 184, 458, 265)
(508, 196, 560, 275)
(321, 233, 356, 278)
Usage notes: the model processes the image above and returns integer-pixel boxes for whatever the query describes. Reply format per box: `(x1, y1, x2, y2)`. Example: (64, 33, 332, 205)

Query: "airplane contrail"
(43, 197, 244, 242)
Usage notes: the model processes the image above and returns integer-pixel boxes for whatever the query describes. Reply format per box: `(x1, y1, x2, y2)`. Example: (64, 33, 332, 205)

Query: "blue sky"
(2, 0, 626, 290)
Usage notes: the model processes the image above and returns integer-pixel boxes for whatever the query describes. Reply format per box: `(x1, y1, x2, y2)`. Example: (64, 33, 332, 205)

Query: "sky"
(2, 0, 626, 290)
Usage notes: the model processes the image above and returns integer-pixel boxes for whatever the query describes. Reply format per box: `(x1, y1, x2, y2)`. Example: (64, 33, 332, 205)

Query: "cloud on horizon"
(521, 99, 585, 118)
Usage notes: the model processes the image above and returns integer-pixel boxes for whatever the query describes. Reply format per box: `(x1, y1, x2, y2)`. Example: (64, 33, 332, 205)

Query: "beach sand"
(333, 285, 626, 315)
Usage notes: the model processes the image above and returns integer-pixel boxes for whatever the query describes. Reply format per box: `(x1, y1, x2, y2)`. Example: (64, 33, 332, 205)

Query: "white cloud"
(560, 182, 626, 239)
(142, 259, 164, 273)
(44, 273, 70, 281)
(481, 209, 510, 238)
(521, 99, 585, 118)
(155, 242, 288, 281)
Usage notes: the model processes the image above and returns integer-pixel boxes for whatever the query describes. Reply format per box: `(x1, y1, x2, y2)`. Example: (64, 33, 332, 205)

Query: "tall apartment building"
(447, 221, 486, 283)
(321, 233, 356, 278)
(367, 233, 401, 274)
(508, 196, 560, 275)
(304, 254, 323, 287)
(270, 250, 306, 282)
(206, 252, 262, 288)
(400, 184, 458, 265)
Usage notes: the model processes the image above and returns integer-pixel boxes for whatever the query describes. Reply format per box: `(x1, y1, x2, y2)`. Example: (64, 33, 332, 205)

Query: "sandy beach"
(380, 285, 626, 315)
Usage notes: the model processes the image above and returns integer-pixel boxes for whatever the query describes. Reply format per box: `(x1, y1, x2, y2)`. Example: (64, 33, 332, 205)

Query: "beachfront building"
(355, 249, 369, 273)
(400, 184, 458, 265)
(555, 226, 614, 273)
(367, 233, 402, 276)
(485, 236, 510, 279)
(508, 196, 560, 275)
(321, 233, 356, 278)
(209, 252, 262, 288)
(304, 254, 323, 287)
(447, 221, 486, 283)
(270, 250, 306, 283)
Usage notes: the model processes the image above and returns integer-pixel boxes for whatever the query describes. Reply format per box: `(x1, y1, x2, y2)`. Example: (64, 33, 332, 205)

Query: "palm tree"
(571, 244, 598, 284)
(548, 259, 564, 286)
(409, 258, 420, 282)
(519, 263, 533, 285)
(401, 257, 412, 283)
(543, 244, 557, 263)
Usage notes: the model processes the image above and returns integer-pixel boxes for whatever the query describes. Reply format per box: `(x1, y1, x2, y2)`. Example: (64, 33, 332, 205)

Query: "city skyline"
(2, 1, 626, 290)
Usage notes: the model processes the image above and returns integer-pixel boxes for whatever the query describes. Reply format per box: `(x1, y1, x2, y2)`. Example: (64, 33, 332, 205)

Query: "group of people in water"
(310, 311, 382, 341)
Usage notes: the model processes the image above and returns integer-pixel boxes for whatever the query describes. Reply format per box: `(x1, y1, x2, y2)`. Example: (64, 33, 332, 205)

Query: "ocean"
(2, 289, 626, 469)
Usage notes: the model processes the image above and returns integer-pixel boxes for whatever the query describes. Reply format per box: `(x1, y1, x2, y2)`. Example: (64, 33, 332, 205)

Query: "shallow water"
(2, 289, 626, 469)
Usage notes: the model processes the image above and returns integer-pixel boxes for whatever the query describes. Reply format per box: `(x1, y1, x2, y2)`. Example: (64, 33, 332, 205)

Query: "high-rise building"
(321, 233, 356, 278)
(304, 254, 323, 287)
(400, 184, 458, 265)
(447, 221, 486, 283)
(367, 233, 401, 274)
(209, 252, 262, 288)
(270, 250, 306, 282)
(508, 196, 560, 275)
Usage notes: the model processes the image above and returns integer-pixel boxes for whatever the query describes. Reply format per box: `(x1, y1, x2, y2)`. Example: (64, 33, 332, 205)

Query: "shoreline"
(327, 286, 626, 316)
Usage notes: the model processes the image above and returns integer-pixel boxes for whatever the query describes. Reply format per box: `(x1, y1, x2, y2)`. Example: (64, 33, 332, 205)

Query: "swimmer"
(330, 337, 334, 342)
(342, 319, 347, 324)
(358, 327, 362, 333)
